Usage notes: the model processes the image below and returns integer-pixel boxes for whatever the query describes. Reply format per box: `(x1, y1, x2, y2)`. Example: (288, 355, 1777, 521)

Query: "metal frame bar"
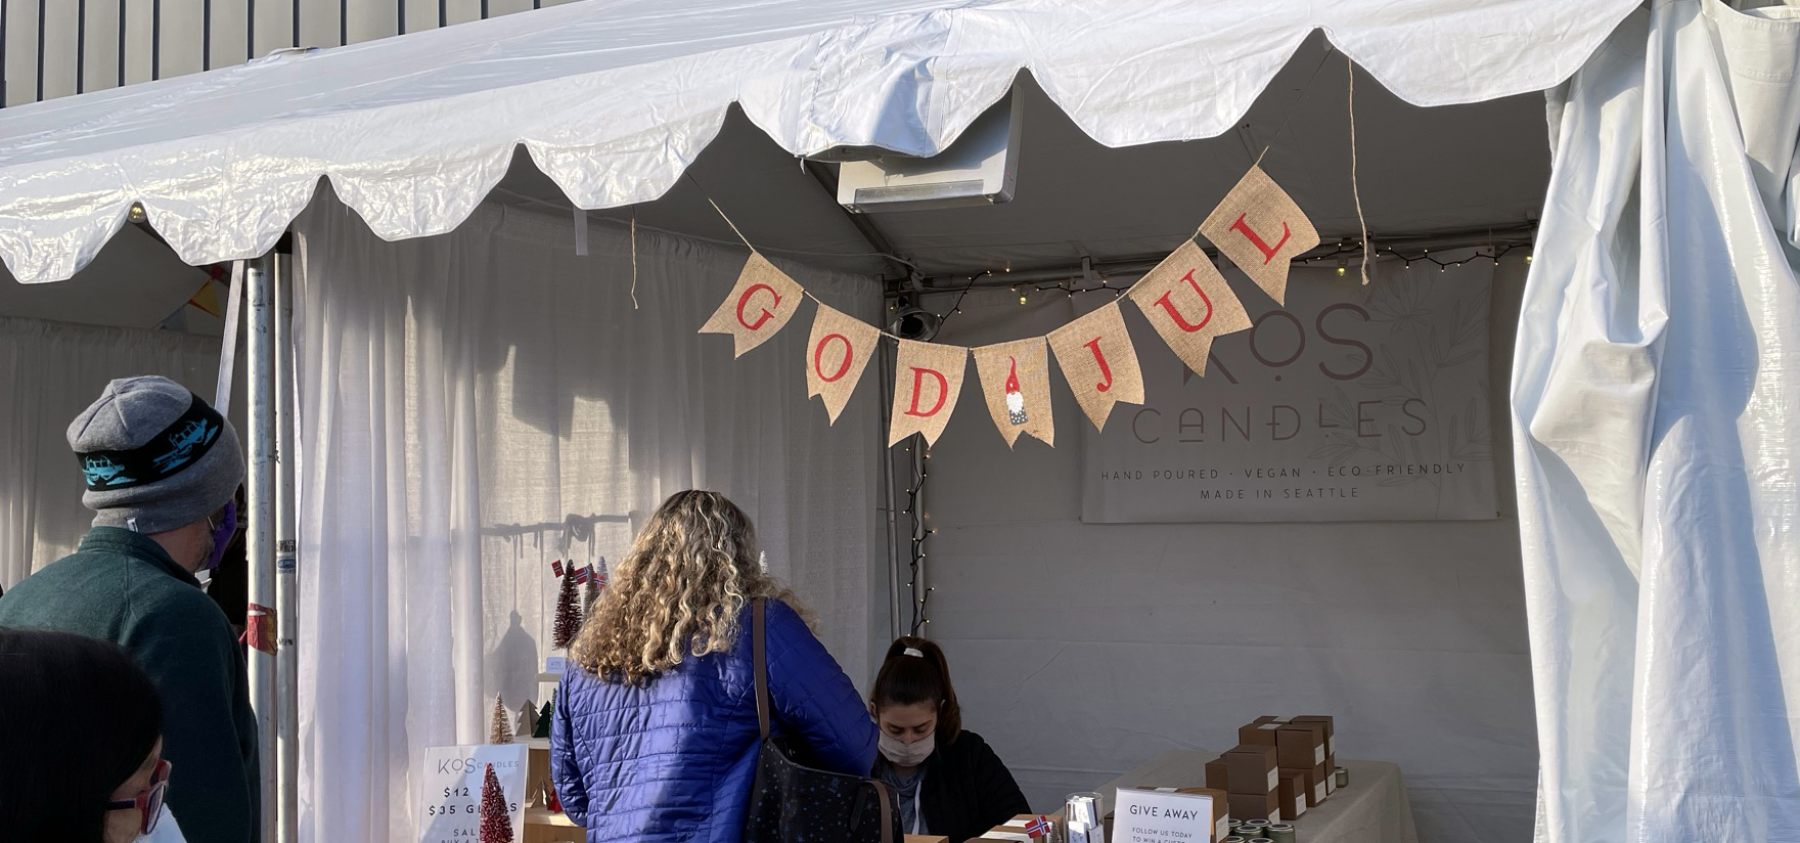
(272, 248, 299, 843)
(245, 255, 278, 843)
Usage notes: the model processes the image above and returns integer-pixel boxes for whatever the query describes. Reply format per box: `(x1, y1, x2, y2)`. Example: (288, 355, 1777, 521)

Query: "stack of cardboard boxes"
(1205, 715, 1336, 825)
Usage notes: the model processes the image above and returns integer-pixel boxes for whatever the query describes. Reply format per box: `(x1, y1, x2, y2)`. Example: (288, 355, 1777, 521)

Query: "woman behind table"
(551, 490, 877, 843)
(0, 627, 186, 842)
(871, 637, 1031, 841)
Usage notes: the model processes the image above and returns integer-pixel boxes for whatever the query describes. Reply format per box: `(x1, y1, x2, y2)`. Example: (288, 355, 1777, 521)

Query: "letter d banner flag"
(1047, 301, 1143, 431)
(1127, 240, 1251, 377)
(1199, 165, 1319, 305)
(889, 340, 969, 447)
(699, 252, 806, 357)
(804, 301, 880, 424)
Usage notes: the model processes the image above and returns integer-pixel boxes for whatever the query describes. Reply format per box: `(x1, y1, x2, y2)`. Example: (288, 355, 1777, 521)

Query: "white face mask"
(878, 731, 935, 767)
(136, 804, 187, 843)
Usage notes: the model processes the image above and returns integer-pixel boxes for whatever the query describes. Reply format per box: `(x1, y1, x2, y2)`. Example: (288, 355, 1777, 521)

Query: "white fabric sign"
(1084, 264, 1497, 522)
(417, 744, 527, 843)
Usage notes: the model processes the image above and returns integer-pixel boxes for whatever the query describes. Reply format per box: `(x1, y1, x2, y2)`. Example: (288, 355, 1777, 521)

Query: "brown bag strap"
(752, 597, 771, 739)
(874, 780, 894, 843)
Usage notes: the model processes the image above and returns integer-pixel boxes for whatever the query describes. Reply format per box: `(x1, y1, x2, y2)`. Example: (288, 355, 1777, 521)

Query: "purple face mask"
(204, 502, 237, 572)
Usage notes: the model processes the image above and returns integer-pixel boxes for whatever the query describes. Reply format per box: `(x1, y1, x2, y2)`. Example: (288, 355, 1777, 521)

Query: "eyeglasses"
(107, 758, 172, 834)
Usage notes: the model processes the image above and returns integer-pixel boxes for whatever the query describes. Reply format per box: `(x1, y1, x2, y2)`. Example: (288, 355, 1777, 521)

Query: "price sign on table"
(418, 744, 529, 843)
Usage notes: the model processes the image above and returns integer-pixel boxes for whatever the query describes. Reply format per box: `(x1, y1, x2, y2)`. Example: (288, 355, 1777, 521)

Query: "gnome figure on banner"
(1005, 358, 1027, 425)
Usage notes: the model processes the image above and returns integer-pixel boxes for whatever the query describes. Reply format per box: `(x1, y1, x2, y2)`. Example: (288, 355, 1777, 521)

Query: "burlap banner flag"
(1047, 301, 1144, 431)
(1199, 165, 1319, 305)
(804, 302, 880, 424)
(1127, 239, 1252, 377)
(889, 340, 969, 447)
(973, 337, 1054, 448)
(699, 252, 807, 357)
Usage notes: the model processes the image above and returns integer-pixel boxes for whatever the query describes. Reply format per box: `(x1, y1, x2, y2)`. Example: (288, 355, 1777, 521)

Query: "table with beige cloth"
(1097, 751, 1418, 843)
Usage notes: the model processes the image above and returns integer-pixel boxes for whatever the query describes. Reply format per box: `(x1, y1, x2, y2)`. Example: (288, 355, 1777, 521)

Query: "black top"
(880, 729, 1031, 842)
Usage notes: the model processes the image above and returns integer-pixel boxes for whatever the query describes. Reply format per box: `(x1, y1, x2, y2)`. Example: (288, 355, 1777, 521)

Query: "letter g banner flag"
(889, 339, 969, 446)
(699, 251, 806, 357)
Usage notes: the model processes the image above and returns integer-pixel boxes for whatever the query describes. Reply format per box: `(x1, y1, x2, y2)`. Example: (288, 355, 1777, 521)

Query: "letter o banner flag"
(805, 301, 880, 424)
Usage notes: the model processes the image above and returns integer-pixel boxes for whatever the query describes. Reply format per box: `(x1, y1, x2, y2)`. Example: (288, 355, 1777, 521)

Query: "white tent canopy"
(0, 0, 1636, 284)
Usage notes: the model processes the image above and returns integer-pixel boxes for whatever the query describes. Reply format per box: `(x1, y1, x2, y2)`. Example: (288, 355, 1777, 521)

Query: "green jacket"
(0, 527, 260, 843)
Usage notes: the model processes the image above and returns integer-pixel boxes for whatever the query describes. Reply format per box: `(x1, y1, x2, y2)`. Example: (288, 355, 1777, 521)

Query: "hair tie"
(903, 647, 925, 658)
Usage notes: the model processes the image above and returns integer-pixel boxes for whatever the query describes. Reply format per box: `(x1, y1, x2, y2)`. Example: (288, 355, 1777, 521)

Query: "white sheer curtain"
(0, 316, 226, 587)
(290, 197, 885, 843)
(1513, 3, 1800, 841)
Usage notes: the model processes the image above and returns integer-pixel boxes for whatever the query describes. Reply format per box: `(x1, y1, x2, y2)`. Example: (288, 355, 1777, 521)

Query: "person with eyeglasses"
(0, 627, 188, 842)
(0, 377, 256, 843)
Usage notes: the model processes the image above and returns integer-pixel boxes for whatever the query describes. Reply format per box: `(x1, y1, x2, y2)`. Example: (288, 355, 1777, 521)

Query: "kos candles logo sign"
(1082, 262, 1498, 523)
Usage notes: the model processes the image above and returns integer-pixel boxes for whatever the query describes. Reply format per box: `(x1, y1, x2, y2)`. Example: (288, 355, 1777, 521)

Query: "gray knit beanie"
(67, 376, 245, 535)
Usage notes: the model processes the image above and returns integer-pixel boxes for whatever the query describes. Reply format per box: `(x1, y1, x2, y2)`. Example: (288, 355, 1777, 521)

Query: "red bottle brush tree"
(553, 569, 582, 649)
(479, 763, 513, 843)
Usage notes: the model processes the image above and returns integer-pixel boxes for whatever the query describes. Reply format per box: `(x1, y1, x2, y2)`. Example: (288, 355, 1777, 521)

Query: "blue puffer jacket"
(550, 599, 877, 843)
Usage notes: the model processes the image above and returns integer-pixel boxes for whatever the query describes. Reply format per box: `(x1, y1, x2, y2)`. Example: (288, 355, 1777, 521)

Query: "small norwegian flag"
(550, 560, 564, 577)
(1024, 816, 1052, 838)
(573, 566, 591, 584)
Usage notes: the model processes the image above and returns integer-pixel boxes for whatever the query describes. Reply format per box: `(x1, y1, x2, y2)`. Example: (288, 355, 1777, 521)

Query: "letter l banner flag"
(889, 339, 969, 446)
(699, 251, 807, 357)
(1199, 165, 1319, 305)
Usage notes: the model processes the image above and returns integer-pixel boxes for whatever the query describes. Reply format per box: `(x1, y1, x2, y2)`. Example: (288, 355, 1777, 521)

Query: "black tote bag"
(742, 598, 900, 843)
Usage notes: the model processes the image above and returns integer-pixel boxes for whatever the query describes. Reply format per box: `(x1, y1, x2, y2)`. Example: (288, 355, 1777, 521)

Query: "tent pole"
(272, 247, 300, 843)
(245, 254, 278, 843)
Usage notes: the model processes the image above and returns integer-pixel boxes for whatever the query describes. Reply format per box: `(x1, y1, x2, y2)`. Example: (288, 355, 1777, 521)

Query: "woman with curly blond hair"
(549, 490, 876, 843)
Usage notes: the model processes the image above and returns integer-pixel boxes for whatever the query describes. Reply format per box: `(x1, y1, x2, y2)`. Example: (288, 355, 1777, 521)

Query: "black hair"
(870, 636, 962, 745)
(0, 627, 164, 843)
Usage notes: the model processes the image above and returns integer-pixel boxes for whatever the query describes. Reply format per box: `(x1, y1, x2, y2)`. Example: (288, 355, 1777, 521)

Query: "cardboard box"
(1282, 766, 1322, 808)
(1224, 744, 1279, 795)
(975, 815, 1055, 842)
(1275, 725, 1325, 770)
(1120, 787, 1230, 842)
(1326, 753, 1339, 795)
(1227, 789, 1283, 823)
(1277, 771, 1309, 821)
(1252, 715, 1290, 725)
(1290, 715, 1335, 756)
(1311, 763, 1330, 804)
(1205, 756, 1230, 791)
(1237, 721, 1284, 747)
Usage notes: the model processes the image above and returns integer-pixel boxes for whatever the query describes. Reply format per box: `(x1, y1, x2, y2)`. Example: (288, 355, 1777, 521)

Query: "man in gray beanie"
(0, 375, 259, 843)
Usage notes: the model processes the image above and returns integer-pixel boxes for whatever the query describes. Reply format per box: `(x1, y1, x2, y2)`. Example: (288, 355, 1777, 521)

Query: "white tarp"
(1083, 262, 1498, 523)
(0, 0, 1638, 284)
(1513, 2, 1800, 841)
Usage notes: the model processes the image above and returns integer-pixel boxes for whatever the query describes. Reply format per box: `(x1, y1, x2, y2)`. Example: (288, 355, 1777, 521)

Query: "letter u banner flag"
(889, 339, 969, 446)
(1047, 301, 1144, 431)
(1199, 165, 1319, 305)
(699, 251, 806, 357)
(805, 301, 880, 424)
(1127, 240, 1252, 377)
